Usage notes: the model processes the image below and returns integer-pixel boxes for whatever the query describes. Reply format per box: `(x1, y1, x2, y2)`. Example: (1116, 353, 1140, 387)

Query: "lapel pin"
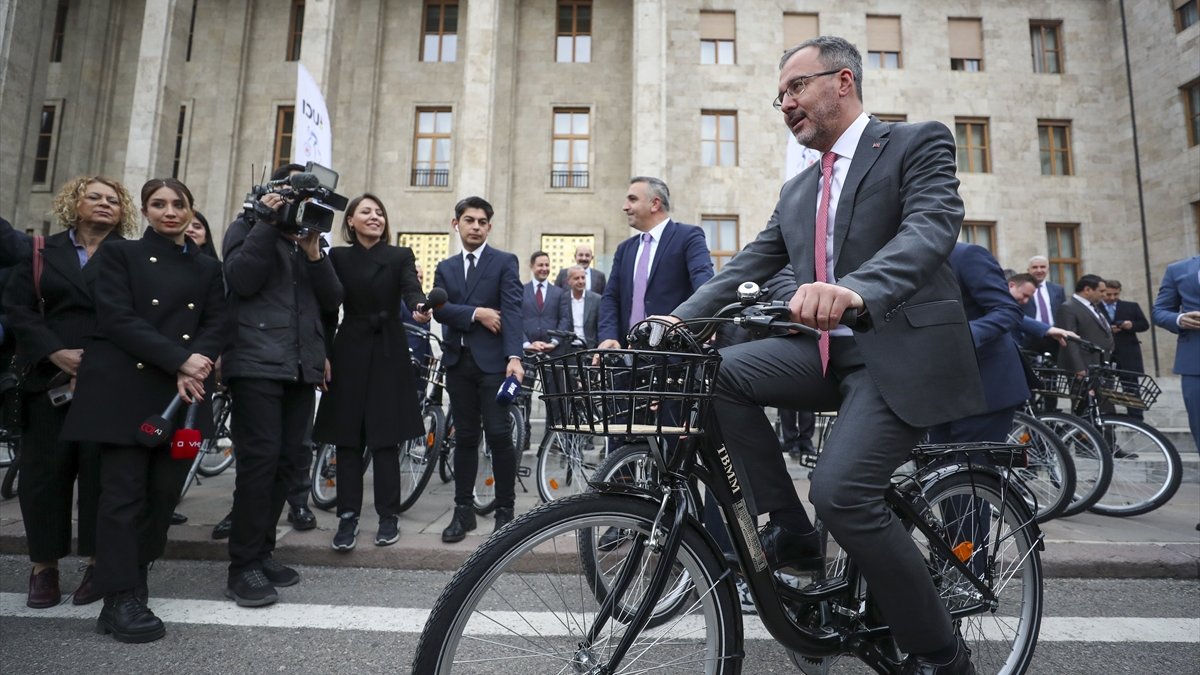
(872, 142, 881, 149)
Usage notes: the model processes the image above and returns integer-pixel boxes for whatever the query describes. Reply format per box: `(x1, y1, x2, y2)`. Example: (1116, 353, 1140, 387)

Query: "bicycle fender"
(585, 480, 665, 504)
(915, 464, 1045, 550)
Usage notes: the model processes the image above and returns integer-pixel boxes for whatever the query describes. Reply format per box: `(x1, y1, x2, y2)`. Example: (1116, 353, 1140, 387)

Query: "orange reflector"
(953, 541, 974, 562)
(485, 477, 495, 487)
(549, 479, 559, 490)
(324, 479, 335, 487)
(426, 432, 436, 447)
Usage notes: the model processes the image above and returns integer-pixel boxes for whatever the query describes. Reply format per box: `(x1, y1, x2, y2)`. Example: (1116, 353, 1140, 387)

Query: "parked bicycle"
(178, 387, 235, 499)
(413, 286, 1044, 674)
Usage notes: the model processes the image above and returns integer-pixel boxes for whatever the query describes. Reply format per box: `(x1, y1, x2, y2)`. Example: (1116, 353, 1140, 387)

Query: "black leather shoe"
(27, 567, 61, 609)
(759, 522, 823, 571)
(596, 526, 626, 552)
(901, 638, 976, 674)
(493, 507, 514, 533)
(442, 505, 477, 543)
(212, 513, 233, 540)
(288, 504, 317, 531)
(96, 592, 166, 643)
(72, 564, 102, 605)
(170, 511, 188, 525)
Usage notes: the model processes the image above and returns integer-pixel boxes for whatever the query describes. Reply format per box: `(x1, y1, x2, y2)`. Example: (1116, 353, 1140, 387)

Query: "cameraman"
(220, 163, 343, 607)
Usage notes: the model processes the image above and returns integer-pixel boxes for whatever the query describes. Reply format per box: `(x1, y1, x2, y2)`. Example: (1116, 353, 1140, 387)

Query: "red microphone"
(170, 402, 203, 461)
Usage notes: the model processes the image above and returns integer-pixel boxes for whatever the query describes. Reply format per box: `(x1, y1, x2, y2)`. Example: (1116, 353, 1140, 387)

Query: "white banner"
(293, 63, 332, 168)
(784, 134, 822, 181)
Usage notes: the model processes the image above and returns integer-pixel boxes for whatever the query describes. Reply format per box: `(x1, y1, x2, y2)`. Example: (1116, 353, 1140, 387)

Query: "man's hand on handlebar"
(789, 282, 864, 332)
(1045, 326, 1078, 347)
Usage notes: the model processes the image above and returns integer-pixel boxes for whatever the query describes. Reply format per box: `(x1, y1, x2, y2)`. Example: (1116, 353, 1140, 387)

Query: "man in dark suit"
(561, 265, 600, 348)
(1153, 256, 1200, 450)
(1021, 256, 1067, 349)
(1008, 272, 1075, 347)
(1056, 274, 1115, 376)
(597, 177, 713, 349)
(432, 197, 524, 542)
(521, 251, 570, 356)
(554, 244, 605, 296)
(1101, 279, 1150, 419)
(669, 37, 984, 673)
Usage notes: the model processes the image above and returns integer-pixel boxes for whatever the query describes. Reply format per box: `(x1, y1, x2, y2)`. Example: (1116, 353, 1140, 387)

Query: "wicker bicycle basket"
(1030, 366, 1083, 401)
(536, 349, 721, 437)
(1090, 366, 1161, 410)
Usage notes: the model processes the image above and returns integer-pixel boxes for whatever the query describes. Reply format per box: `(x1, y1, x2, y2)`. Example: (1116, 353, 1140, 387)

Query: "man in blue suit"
(597, 177, 713, 349)
(521, 251, 570, 356)
(1008, 273, 1076, 348)
(432, 197, 525, 542)
(1021, 256, 1066, 349)
(1153, 256, 1200, 451)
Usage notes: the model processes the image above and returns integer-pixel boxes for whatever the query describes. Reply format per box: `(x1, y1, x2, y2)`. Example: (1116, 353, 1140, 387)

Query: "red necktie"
(535, 283, 544, 310)
(815, 151, 837, 374)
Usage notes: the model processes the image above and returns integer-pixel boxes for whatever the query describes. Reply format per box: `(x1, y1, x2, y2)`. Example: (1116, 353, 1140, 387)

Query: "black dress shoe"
(442, 505, 477, 543)
(170, 511, 188, 525)
(27, 567, 61, 609)
(212, 513, 233, 540)
(96, 592, 166, 643)
(901, 638, 976, 674)
(596, 526, 626, 552)
(493, 507, 514, 532)
(759, 521, 823, 571)
(287, 504, 317, 531)
(72, 564, 102, 605)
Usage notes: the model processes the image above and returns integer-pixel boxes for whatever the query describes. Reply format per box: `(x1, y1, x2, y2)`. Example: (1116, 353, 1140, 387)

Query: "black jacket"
(61, 229, 227, 443)
(220, 215, 343, 384)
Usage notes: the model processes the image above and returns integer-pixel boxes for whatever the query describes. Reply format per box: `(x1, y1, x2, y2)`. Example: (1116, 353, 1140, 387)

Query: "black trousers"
(93, 444, 189, 594)
(445, 353, 515, 509)
(19, 395, 101, 563)
(713, 334, 952, 653)
(336, 445, 400, 519)
(227, 378, 314, 575)
(778, 408, 816, 452)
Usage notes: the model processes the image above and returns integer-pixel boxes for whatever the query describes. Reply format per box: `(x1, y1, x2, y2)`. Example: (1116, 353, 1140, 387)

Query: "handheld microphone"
(265, 172, 321, 191)
(138, 394, 184, 448)
(496, 375, 522, 404)
(170, 402, 203, 461)
(417, 287, 448, 313)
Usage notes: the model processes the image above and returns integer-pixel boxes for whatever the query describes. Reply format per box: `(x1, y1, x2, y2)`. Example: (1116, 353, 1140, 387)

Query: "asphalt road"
(0, 555, 1196, 674)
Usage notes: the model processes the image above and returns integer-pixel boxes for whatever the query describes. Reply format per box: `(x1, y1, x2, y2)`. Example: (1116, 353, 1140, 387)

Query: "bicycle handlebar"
(1065, 335, 1105, 354)
(546, 329, 587, 347)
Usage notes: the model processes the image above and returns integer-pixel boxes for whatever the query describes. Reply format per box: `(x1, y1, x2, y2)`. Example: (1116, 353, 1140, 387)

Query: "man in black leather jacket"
(220, 175, 343, 608)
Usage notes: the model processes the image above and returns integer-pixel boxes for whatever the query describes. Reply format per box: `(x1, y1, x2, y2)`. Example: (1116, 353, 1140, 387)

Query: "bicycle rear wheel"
(1089, 416, 1182, 517)
(196, 393, 235, 477)
(1007, 412, 1075, 522)
(909, 472, 1043, 675)
(412, 493, 741, 674)
(1037, 412, 1111, 517)
(472, 406, 525, 516)
(535, 430, 601, 502)
(397, 404, 444, 513)
(310, 443, 338, 511)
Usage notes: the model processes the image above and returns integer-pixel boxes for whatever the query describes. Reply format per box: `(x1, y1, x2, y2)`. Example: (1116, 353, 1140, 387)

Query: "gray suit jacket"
(1056, 297, 1114, 373)
(675, 117, 985, 428)
(555, 266, 606, 296)
(559, 289, 601, 348)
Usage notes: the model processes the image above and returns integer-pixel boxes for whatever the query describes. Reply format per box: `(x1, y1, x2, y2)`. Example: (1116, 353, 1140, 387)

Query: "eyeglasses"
(772, 69, 842, 110)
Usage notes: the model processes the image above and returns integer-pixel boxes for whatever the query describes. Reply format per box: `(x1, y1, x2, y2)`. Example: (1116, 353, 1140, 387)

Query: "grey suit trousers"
(714, 333, 953, 653)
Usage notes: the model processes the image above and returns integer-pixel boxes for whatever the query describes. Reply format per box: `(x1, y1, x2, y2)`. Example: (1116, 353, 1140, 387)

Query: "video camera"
(244, 162, 349, 235)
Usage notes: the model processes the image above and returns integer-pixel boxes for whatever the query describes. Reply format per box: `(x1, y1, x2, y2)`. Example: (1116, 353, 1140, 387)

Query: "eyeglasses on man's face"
(772, 69, 842, 110)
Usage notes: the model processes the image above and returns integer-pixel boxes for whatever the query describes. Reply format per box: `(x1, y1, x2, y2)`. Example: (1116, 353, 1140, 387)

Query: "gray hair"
(629, 176, 671, 213)
(1028, 255, 1049, 265)
(567, 265, 587, 276)
(779, 36, 863, 101)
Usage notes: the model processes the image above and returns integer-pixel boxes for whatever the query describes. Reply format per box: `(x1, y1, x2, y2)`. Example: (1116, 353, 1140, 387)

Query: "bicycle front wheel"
(535, 430, 601, 502)
(310, 443, 338, 511)
(911, 472, 1043, 675)
(1089, 416, 1182, 517)
(1037, 412, 1112, 517)
(412, 493, 742, 674)
(1007, 412, 1075, 522)
(397, 405, 444, 513)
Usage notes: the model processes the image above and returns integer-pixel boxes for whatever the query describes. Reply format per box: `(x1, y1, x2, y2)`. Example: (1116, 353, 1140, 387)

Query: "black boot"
(96, 592, 165, 643)
(442, 505, 477, 543)
(493, 507, 514, 533)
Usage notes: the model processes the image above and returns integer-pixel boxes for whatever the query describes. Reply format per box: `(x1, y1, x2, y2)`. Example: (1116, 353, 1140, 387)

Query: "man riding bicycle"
(664, 36, 985, 675)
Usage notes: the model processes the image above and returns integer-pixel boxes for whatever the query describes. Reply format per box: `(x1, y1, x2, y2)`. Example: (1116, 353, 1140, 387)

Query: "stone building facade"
(2, 0, 1197, 370)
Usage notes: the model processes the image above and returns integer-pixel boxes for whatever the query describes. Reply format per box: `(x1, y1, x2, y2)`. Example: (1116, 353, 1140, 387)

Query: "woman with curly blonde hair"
(1, 175, 134, 609)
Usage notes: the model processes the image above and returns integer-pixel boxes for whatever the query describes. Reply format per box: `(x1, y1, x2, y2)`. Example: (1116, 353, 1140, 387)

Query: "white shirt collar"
(461, 241, 488, 263)
(829, 112, 871, 162)
(642, 217, 671, 242)
(1072, 293, 1096, 308)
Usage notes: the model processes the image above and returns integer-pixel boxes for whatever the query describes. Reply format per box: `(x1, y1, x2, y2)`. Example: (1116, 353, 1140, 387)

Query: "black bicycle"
(413, 286, 1045, 674)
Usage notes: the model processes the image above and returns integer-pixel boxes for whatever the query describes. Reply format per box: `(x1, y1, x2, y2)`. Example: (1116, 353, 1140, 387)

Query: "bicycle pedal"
(516, 466, 531, 478)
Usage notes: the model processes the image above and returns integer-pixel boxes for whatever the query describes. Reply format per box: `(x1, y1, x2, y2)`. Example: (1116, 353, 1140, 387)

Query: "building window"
(274, 105, 295, 169)
(413, 108, 452, 187)
(286, 1, 304, 61)
(49, 1, 68, 63)
(701, 111, 737, 167)
(948, 18, 983, 71)
(782, 13, 819, 48)
(397, 233, 450, 292)
(1183, 79, 1200, 147)
(422, 0, 458, 62)
(1046, 223, 1081, 288)
(32, 104, 59, 186)
(557, 1, 591, 63)
(1030, 21, 1062, 74)
(551, 109, 589, 188)
(701, 216, 738, 271)
(171, 105, 189, 179)
(1038, 120, 1073, 176)
(866, 16, 902, 69)
(699, 11, 735, 65)
(873, 113, 908, 122)
(1177, 0, 1199, 31)
(541, 234, 595, 276)
(959, 221, 996, 252)
(186, 0, 198, 61)
(954, 118, 990, 173)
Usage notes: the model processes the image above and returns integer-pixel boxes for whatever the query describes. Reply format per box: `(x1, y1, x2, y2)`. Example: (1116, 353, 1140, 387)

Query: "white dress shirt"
(632, 217, 671, 278)
(817, 112, 870, 337)
(571, 293, 586, 341)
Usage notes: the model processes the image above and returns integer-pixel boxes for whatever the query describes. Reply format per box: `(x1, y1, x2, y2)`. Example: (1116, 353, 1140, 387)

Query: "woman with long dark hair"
(313, 193, 428, 551)
(61, 177, 226, 642)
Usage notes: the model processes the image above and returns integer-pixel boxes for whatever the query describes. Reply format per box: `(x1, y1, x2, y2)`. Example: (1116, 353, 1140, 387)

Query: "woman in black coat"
(2, 175, 136, 609)
(61, 178, 226, 643)
(313, 193, 429, 551)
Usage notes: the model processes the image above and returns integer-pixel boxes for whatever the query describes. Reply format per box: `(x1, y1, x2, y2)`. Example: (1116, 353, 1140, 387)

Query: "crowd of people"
(1, 34, 1196, 674)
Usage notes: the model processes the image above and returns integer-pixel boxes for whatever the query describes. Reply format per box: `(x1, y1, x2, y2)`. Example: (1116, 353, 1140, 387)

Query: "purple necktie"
(629, 233, 653, 327)
(1036, 287, 1051, 324)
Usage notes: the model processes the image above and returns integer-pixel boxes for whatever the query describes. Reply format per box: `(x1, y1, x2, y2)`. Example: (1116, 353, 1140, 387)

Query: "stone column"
(457, 0, 501, 199)
(122, 0, 189, 191)
(298, 0, 340, 95)
(0, 1, 54, 229)
(629, 0, 667, 178)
